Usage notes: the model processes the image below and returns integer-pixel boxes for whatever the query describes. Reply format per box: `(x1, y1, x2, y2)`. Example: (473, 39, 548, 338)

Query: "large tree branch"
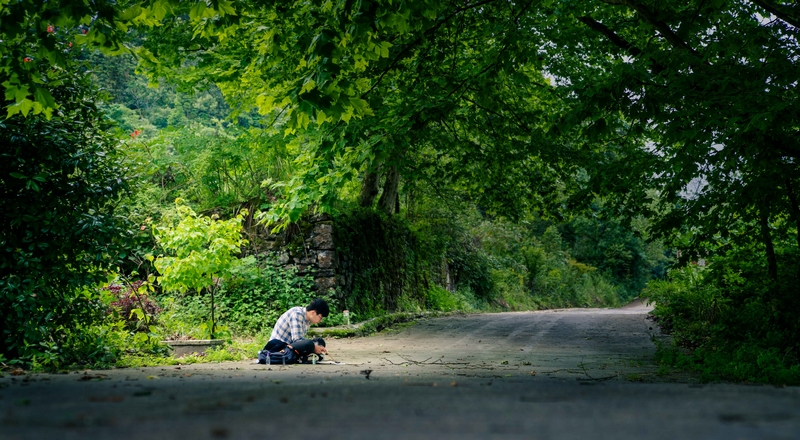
(577, 15, 666, 74)
(361, 0, 501, 99)
(462, 92, 533, 135)
(601, 0, 700, 56)
(751, 0, 800, 29)
(578, 16, 642, 57)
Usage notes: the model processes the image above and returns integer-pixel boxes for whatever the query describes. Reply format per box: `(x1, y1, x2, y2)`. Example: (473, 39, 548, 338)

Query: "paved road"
(2, 302, 799, 440)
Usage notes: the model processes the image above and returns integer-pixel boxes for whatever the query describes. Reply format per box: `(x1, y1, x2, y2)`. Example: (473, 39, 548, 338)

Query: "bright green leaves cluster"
(0, 0, 198, 118)
(135, 0, 444, 132)
(153, 201, 248, 294)
(258, 134, 363, 230)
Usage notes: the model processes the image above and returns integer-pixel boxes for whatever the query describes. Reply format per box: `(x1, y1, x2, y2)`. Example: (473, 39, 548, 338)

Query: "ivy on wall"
(333, 209, 429, 317)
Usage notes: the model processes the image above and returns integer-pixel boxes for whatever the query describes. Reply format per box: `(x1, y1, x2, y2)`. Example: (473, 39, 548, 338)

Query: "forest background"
(1, 0, 798, 384)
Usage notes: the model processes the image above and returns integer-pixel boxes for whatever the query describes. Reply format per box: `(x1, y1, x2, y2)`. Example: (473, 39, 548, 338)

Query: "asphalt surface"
(2, 301, 799, 440)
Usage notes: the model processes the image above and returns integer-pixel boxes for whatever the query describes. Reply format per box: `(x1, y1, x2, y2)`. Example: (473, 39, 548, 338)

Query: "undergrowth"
(646, 248, 800, 385)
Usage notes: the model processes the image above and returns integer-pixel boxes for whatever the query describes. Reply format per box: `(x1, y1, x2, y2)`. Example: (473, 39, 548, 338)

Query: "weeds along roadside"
(645, 245, 800, 386)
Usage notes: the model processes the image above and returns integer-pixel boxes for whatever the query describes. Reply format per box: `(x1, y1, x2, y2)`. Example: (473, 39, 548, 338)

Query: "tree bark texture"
(759, 201, 779, 282)
(378, 166, 400, 215)
(358, 169, 381, 208)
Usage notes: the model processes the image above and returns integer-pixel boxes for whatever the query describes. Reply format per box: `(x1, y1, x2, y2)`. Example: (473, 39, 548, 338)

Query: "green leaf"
(189, 2, 208, 21)
(6, 98, 35, 118)
(33, 88, 57, 111)
(118, 5, 143, 21)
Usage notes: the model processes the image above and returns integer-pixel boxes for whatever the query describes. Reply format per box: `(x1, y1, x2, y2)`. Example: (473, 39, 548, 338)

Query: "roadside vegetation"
(2, 1, 798, 383)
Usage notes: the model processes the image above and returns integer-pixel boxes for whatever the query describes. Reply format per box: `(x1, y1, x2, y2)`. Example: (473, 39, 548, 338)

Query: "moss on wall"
(333, 209, 431, 317)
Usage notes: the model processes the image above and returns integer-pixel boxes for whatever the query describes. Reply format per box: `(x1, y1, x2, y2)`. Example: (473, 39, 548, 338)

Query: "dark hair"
(307, 298, 330, 317)
(312, 337, 326, 347)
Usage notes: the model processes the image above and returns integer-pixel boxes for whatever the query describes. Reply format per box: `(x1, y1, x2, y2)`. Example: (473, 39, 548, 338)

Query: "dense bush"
(646, 245, 800, 384)
(107, 282, 162, 332)
(333, 208, 429, 317)
(476, 217, 648, 310)
(156, 256, 316, 337)
(564, 214, 668, 299)
(0, 70, 130, 366)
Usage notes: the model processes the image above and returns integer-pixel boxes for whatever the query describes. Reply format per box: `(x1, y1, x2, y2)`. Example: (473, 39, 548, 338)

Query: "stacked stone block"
(260, 214, 338, 293)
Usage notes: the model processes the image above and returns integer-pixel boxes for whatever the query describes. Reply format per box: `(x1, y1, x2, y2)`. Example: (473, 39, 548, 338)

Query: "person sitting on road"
(263, 298, 329, 356)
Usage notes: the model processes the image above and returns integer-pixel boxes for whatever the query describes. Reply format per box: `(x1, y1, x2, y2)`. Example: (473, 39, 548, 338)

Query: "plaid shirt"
(270, 306, 310, 344)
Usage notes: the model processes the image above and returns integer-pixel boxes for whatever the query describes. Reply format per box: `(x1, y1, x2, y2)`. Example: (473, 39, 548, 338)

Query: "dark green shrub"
(0, 70, 130, 366)
(646, 246, 800, 384)
(333, 209, 430, 317)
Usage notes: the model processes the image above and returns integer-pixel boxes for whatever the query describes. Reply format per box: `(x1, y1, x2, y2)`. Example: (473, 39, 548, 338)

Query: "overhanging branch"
(577, 15, 665, 73)
(751, 0, 800, 29)
(578, 16, 642, 56)
(601, 0, 700, 56)
(361, 0, 502, 99)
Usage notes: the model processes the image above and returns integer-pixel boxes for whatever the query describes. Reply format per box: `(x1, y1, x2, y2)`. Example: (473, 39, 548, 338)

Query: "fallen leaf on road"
(10, 368, 25, 376)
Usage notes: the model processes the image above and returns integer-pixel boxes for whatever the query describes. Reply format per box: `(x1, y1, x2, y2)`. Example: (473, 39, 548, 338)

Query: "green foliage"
(563, 212, 670, 299)
(119, 124, 296, 218)
(22, 282, 171, 371)
(476, 215, 657, 310)
(153, 201, 248, 338)
(157, 256, 316, 337)
(646, 244, 800, 384)
(424, 286, 474, 312)
(311, 311, 455, 339)
(0, 70, 130, 365)
(115, 338, 261, 368)
(0, 0, 177, 117)
(153, 202, 246, 293)
(88, 51, 231, 131)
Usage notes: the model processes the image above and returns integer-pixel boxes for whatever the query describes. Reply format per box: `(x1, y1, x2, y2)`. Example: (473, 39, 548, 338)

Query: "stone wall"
(256, 214, 338, 294)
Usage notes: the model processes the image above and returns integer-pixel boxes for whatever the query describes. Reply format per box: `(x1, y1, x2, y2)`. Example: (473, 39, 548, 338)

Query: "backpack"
(257, 347, 297, 365)
(257, 338, 324, 365)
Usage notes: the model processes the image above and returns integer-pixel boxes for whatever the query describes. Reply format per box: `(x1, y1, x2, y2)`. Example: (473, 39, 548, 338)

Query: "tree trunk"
(786, 179, 800, 251)
(785, 179, 800, 282)
(759, 201, 778, 282)
(378, 166, 400, 215)
(210, 286, 216, 340)
(358, 169, 381, 208)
